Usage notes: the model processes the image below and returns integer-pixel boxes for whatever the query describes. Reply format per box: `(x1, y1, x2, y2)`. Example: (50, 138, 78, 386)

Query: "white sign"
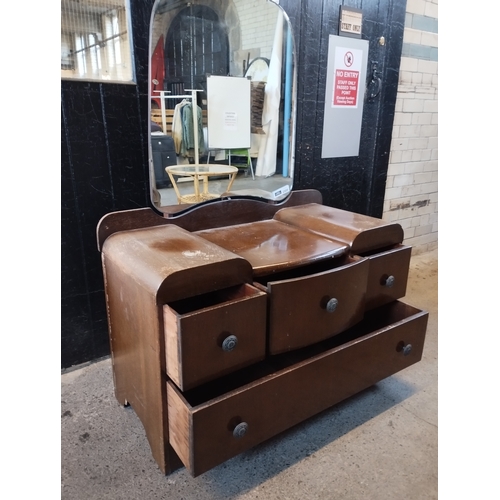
(224, 111, 237, 130)
(340, 9, 362, 36)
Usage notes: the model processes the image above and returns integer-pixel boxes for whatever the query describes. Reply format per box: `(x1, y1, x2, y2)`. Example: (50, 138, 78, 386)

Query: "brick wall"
(383, 0, 438, 255)
(233, 0, 279, 59)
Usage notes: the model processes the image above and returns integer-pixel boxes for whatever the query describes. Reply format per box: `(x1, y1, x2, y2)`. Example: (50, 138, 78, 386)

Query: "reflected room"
(149, 0, 295, 209)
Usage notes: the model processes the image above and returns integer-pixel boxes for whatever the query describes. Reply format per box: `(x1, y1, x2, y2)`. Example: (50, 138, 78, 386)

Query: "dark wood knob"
(222, 335, 238, 352)
(233, 422, 248, 438)
(402, 344, 412, 356)
(326, 298, 338, 313)
(384, 275, 395, 287)
(396, 341, 412, 356)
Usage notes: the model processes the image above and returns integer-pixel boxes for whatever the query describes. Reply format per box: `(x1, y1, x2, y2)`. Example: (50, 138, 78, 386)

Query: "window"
(61, 0, 135, 83)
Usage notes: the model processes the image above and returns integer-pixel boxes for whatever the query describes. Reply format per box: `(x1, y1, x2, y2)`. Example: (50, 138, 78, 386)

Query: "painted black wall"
(61, 0, 406, 369)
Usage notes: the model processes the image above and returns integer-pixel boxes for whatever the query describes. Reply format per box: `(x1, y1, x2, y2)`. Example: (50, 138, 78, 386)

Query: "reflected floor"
(157, 171, 292, 207)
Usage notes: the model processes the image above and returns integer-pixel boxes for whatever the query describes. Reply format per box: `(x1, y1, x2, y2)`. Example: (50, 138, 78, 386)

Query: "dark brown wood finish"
(102, 252, 179, 473)
(167, 302, 428, 477)
(274, 203, 404, 254)
(98, 190, 428, 477)
(364, 245, 412, 311)
(264, 256, 369, 354)
(164, 284, 268, 390)
(101, 224, 254, 473)
(195, 219, 348, 277)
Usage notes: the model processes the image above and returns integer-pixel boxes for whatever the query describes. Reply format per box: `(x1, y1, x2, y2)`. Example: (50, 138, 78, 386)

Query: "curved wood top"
(274, 203, 404, 254)
(101, 224, 253, 303)
(195, 220, 348, 277)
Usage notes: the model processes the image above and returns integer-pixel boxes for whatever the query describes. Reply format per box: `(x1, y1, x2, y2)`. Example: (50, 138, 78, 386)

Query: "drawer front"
(266, 257, 369, 354)
(167, 301, 428, 476)
(364, 245, 412, 311)
(164, 284, 267, 391)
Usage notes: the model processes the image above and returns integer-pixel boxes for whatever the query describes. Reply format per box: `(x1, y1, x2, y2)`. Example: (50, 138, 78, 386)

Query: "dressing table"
(97, 191, 427, 477)
(96, 0, 428, 478)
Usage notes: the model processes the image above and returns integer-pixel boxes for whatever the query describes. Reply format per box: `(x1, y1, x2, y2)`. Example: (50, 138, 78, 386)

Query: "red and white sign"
(332, 47, 363, 108)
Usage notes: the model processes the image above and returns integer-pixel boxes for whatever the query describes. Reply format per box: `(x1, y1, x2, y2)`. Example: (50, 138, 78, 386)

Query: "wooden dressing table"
(97, 190, 428, 477)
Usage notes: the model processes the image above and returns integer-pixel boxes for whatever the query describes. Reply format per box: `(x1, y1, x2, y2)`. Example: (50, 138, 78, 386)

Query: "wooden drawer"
(257, 256, 369, 354)
(167, 301, 428, 476)
(164, 283, 267, 391)
(363, 245, 412, 311)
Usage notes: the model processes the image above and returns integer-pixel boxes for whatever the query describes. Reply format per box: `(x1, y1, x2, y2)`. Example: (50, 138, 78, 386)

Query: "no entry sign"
(322, 36, 368, 158)
(332, 47, 363, 108)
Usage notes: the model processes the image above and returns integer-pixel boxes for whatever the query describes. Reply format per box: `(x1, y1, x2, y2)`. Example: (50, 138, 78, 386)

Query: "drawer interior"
(179, 301, 427, 407)
(167, 283, 261, 315)
(254, 254, 360, 287)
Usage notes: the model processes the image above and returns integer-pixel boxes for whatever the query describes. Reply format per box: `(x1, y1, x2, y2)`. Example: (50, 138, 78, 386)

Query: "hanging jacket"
(180, 103, 205, 158)
(171, 99, 188, 154)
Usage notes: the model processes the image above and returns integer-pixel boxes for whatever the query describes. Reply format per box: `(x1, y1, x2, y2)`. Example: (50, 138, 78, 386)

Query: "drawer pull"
(222, 335, 238, 352)
(233, 422, 248, 438)
(326, 298, 338, 313)
(384, 275, 395, 288)
(397, 341, 412, 356)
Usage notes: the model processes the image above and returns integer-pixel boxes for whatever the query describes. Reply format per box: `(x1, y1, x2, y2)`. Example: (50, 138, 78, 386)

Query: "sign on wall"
(332, 47, 363, 107)
(321, 35, 369, 158)
(339, 6, 363, 38)
(207, 75, 251, 149)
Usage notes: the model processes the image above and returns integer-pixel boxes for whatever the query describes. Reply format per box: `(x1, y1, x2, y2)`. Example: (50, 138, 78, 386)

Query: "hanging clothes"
(171, 99, 205, 158)
(180, 103, 205, 158)
(171, 99, 188, 154)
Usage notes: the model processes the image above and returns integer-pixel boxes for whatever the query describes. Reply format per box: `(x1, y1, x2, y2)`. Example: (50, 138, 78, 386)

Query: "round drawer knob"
(326, 298, 338, 313)
(233, 422, 248, 438)
(384, 275, 395, 288)
(402, 344, 412, 356)
(222, 335, 238, 352)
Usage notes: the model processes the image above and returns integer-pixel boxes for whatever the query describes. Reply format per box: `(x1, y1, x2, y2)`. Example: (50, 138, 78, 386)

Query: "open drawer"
(167, 301, 428, 476)
(255, 255, 369, 354)
(164, 283, 267, 391)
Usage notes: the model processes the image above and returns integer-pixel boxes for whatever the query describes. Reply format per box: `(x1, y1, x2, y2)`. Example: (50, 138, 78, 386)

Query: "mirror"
(61, 0, 136, 83)
(148, 0, 296, 210)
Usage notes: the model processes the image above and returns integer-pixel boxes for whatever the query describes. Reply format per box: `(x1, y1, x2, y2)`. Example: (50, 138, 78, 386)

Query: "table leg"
(227, 172, 237, 192)
(202, 175, 209, 195)
(193, 174, 201, 201)
(166, 170, 182, 204)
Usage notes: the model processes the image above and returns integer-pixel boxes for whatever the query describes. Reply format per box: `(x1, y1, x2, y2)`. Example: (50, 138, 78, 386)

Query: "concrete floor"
(61, 249, 438, 500)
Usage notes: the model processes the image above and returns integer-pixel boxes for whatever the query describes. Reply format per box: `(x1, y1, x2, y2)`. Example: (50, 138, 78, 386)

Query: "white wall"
(383, 0, 438, 255)
(233, 0, 278, 59)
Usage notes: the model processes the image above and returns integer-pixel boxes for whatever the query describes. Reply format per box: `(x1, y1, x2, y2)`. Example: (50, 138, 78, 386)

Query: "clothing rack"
(153, 89, 203, 164)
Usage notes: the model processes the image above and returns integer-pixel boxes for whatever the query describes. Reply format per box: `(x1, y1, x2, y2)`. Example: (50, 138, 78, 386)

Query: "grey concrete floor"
(61, 249, 438, 500)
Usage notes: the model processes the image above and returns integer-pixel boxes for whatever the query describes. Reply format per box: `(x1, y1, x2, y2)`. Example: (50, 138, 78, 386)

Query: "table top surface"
(196, 219, 348, 276)
(166, 164, 238, 176)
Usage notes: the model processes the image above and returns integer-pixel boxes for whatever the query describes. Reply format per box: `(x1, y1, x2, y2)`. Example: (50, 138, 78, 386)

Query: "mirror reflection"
(149, 0, 296, 209)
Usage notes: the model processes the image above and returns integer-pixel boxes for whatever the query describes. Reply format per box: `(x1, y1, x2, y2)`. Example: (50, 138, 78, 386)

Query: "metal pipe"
(282, 25, 293, 178)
